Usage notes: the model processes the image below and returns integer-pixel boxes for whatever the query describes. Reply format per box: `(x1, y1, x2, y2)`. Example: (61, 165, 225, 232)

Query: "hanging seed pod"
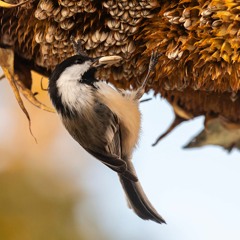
(91, 30, 108, 44)
(104, 32, 117, 47)
(35, 30, 45, 43)
(34, 8, 48, 20)
(39, 0, 55, 14)
(60, 7, 70, 18)
(102, 0, 117, 10)
(60, 19, 75, 30)
(106, 19, 120, 30)
(121, 40, 136, 57)
(121, 11, 129, 22)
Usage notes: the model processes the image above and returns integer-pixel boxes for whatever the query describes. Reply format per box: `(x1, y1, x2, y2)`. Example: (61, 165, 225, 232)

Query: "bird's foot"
(134, 48, 161, 100)
(70, 35, 88, 57)
(148, 48, 162, 72)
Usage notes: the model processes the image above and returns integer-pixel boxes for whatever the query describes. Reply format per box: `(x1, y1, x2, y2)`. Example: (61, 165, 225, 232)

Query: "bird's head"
(48, 53, 122, 117)
(49, 54, 122, 86)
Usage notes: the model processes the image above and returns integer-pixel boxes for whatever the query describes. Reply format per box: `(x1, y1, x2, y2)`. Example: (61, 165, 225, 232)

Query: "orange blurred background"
(0, 71, 109, 240)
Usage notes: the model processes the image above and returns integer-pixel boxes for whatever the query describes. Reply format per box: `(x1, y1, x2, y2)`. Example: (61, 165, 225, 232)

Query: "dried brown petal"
(35, 31, 45, 44)
(39, 0, 54, 13)
(35, 8, 48, 20)
(91, 30, 108, 44)
(15, 78, 55, 113)
(60, 19, 75, 30)
(107, 19, 120, 30)
(0, 48, 36, 141)
(102, 0, 116, 9)
(0, 0, 31, 8)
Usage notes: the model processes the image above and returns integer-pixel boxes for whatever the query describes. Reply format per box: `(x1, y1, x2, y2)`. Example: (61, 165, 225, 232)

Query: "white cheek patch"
(57, 61, 91, 87)
(56, 61, 95, 112)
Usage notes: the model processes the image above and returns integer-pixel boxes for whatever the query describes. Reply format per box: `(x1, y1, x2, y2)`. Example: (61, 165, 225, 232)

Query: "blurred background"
(0, 69, 240, 240)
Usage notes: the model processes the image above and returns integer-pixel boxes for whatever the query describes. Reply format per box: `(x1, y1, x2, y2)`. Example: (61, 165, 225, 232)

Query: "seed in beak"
(92, 55, 122, 67)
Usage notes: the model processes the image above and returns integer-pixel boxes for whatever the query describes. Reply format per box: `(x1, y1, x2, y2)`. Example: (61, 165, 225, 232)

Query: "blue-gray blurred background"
(0, 71, 240, 240)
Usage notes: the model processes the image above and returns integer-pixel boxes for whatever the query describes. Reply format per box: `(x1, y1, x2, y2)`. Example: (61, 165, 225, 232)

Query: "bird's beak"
(91, 55, 122, 67)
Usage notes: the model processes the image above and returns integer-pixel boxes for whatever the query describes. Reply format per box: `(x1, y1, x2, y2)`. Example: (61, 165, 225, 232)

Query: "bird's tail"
(119, 162, 166, 224)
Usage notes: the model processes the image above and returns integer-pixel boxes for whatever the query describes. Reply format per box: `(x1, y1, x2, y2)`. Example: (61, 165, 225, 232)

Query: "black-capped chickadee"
(48, 40, 165, 224)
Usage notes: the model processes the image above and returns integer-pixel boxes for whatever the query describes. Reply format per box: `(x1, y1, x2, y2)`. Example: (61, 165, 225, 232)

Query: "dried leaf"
(183, 117, 240, 151)
(0, 0, 30, 8)
(3, 68, 37, 142)
(15, 78, 55, 113)
(0, 48, 36, 142)
(152, 115, 187, 146)
(172, 102, 194, 120)
(0, 48, 13, 74)
(13, 60, 55, 112)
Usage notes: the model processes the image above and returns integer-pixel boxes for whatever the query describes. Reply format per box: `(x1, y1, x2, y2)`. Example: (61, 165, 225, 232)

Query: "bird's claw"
(134, 48, 161, 100)
(70, 35, 88, 56)
(149, 48, 162, 71)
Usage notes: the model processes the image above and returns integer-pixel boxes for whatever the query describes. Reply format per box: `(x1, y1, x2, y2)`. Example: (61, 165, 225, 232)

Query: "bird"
(48, 39, 165, 224)
(0, 0, 240, 150)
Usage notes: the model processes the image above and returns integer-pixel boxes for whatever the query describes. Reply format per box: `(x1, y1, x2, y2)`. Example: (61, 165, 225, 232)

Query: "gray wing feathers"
(62, 101, 138, 181)
(94, 104, 165, 223)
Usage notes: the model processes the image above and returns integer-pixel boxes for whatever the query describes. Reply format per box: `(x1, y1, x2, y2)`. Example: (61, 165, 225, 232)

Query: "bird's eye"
(75, 59, 83, 64)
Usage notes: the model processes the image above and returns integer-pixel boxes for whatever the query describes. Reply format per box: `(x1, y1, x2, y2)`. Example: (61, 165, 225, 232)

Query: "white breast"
(96, 82, 141, 157)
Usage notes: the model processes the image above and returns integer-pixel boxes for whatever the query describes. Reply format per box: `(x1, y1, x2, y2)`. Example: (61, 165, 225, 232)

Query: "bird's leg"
(70, 35, 88, 57)
(135, 49, 161, 100)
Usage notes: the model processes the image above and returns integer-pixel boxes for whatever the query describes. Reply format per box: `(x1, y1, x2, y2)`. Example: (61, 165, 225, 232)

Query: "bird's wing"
(86, 102, 138, 182)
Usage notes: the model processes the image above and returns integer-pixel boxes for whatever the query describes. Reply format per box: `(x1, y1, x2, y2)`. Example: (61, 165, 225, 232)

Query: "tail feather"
(119, 163, 166, 224)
